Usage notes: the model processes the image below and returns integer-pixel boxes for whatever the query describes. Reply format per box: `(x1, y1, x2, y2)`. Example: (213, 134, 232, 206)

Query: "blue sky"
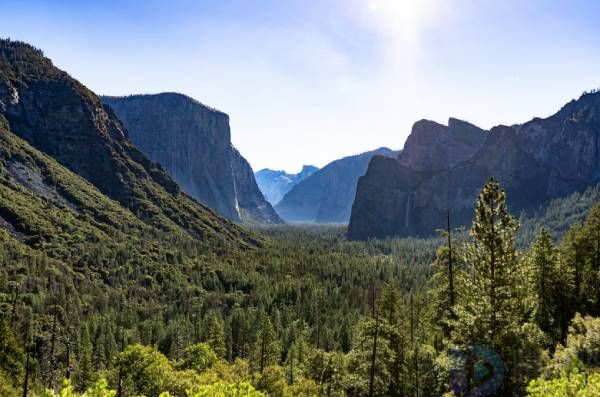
(2, 0, 600, 172)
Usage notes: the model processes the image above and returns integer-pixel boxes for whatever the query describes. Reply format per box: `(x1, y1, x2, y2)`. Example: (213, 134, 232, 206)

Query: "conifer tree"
(526, 229, 564, 346)
(579, 205, 600, 315)
(0, 320, 24, 389)
(78, 325, 94, 390)
(203, 311, 226, 358)
(251, 315, 280, 373)
(452, 178, 543, 396)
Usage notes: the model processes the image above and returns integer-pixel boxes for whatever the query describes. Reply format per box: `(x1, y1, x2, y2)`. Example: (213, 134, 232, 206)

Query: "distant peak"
(300, 165, 319, 173)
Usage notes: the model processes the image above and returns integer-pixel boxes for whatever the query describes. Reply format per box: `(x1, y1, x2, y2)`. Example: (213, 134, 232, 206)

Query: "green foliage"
(38, 378, 116, 397)
(526, 370, 600, 397)
(525, 229, 568, 346)
(544, 314, 600, 378)
(178, 343, 219, 374)
(254, 365, 287, 397)
(203, 311, 227, 359)
(187, 382, 265, 397)
(114, 344, 198, 397)
(450, 178, 544, 395)
(519, 183, 600, 246)
(1, 118, 600, 396)
(251, 315, 280, 373)
(0, 320, 23, 388)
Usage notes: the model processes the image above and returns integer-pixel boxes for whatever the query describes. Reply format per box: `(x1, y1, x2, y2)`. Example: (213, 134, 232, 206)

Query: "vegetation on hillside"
(0, 39, 257, 246)
(0, 174, 599, 396)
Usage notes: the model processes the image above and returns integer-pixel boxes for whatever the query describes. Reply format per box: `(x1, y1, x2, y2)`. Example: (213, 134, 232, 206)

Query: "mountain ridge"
(348, 91, 600, 239)
(275, 147, 399, 223)
(0, 39, 257, 246)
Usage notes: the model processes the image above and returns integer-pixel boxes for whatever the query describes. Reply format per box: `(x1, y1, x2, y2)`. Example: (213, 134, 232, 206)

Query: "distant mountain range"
(275, 148, 398, 223)
(255, 165, 318, 206)
(0, 39, 256, 247)
(101, 94, 282, 225)
(349, 91, 600, 239)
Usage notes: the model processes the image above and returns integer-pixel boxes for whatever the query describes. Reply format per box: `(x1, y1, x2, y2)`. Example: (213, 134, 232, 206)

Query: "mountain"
(348, 91, 600, 239)
(275, 148, 398, 223)
(255, 165, 318, 206)
(0, 39, 256, 246)
(101, 93, 282, 225)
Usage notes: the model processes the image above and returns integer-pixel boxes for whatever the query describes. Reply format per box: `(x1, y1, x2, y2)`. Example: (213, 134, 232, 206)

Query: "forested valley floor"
(1, 180, 600, 396)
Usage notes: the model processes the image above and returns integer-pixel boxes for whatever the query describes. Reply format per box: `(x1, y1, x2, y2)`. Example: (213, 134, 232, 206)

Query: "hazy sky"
(2, 0, 600, 172)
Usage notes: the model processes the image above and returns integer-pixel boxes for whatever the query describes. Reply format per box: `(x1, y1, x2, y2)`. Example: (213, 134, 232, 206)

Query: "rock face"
(348, 91, 600, 239)
(0, 39, 256, 244)
(101, 93, 282, 225)
(275, 148, 398, 223)
(255, 165, 318, 206)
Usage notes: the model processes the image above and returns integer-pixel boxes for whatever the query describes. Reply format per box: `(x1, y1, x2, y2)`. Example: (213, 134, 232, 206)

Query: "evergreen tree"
(251, 315, 280, 373)
(0, 320, 24, 389)
(378, 284, 406, 397)
(560, 223, 586, 316)
(578, 205, 600, 315)
(452, 178, 543, 396)
(526, 229, 565, 346)
(77, 325, 94, 390)
(203, 311, 226, 358)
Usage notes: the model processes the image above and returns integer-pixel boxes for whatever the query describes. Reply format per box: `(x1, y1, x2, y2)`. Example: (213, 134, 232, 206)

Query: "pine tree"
(452, 178, 543, 396)
(203, 311, 226, 358)
(526, 229, 564, 346)
(560, 223, 586, 315)
(78, 325, 94, 390)
(251, 314, 280, 373)
(378, 284, 406, 397)
(579, 204, 600, 315)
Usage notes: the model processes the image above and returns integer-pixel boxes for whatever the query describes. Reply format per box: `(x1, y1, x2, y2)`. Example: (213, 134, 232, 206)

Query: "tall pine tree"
(451, 178, 543, 396)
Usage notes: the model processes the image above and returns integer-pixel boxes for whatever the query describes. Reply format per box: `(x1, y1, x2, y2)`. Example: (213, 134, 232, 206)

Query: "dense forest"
(1, 178, 599, 396)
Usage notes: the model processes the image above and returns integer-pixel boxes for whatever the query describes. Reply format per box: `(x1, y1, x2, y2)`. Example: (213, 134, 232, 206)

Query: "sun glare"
(368, 0, 438, 44)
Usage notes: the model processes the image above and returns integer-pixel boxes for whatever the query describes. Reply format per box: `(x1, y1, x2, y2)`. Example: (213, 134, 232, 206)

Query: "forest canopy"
(1, 179, 600, 396)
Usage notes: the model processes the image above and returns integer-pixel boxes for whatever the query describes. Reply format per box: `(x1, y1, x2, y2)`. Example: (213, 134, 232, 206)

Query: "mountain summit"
(255, 165, 318, 206)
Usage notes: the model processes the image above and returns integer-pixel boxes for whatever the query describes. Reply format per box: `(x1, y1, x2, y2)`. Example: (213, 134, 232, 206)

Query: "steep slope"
(349, 91, 600, 239)
(0, 113, 252, 253)
(101, 93, 282, 225)
(0, 39, 256, 245)
(255, 165, 318, 206)
(276, 148, 398, 223)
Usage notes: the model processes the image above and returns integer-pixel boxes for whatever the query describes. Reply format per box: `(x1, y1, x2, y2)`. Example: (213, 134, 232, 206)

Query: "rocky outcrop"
(255, 165, 318, 206)
(398, 118, 486, 173)
(275, 148, 398, 223)
(101, 93, 282, 225)
(348, 91, 600, 240)
(0, 39, 256, 245)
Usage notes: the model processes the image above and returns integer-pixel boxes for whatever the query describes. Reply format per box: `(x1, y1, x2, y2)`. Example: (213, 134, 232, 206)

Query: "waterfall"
(405, 192, 412, 229)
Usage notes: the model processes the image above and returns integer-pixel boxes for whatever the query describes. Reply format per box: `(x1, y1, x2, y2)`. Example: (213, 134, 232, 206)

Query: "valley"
(0, 30, 599, 397)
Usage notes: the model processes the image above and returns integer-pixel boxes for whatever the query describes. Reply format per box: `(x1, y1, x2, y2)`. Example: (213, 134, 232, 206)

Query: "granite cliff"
(348, 92, 600, 239)
(101, 93, 282, 225)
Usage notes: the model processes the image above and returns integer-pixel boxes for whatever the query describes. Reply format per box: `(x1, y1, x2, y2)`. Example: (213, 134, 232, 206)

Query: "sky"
(2, 0, 600, 172)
